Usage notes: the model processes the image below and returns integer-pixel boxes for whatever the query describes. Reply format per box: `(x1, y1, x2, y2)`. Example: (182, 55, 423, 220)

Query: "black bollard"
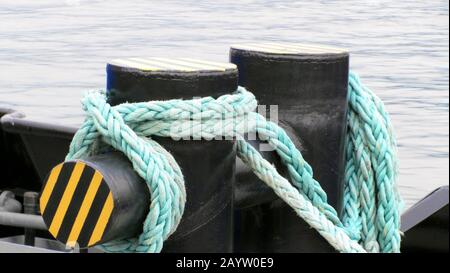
(230, 43, 349, 252)
(39, 58, 238, 252)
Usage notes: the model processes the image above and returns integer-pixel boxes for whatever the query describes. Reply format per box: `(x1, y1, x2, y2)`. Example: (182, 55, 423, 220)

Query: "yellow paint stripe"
(128, 58, 168, 70)
(250, 42, 299, 52)
(151, 57, 226, 71)
(232, 44, 296, 54)
(109, 59, 161, 71)
(255, 42, 321, 54)
(180, 58, 237, 70)
(88, 192, 114, 246)
(135, 58, 197, 72)
(264, 42, 345, 54)
(261, 42, 327, 53)
(66, 171, 104, 248)
(40, 163, 63, 213)
(48, 162, 86, 237)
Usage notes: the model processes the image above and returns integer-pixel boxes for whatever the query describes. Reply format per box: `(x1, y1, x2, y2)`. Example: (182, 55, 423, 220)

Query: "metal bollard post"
(39, 58, 238, 252)
(230, 43, 349, 252)
(23, 191, 39, 246)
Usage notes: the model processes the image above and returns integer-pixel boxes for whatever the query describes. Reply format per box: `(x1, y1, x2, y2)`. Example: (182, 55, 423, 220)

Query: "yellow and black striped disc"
(40, 161, 114, 249)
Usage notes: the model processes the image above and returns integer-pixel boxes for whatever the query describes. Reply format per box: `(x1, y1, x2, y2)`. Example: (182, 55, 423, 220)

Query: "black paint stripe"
(76, 181, 110, 247)
(56, 165, 95, 243)
(42, 162, 76, 225)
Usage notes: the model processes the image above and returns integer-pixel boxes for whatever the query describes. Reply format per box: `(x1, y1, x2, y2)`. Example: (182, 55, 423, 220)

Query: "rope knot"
(66, 72, 401, 253)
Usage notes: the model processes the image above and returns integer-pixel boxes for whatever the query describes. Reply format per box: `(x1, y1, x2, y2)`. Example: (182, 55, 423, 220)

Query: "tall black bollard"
(39, 58, 238, 252)
(230, 43, 349, 252)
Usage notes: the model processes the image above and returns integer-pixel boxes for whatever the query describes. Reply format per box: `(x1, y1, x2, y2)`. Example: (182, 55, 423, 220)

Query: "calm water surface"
(0, 0, 448, 209)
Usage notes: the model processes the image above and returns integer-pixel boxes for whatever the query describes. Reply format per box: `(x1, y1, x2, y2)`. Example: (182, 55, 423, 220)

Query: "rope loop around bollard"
(66, 71, 402, 253)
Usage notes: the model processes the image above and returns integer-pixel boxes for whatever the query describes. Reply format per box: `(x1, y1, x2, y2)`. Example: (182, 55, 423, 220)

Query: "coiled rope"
(66, 71, 401, 253)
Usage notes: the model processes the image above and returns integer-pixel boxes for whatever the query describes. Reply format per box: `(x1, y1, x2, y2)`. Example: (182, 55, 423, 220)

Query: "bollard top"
(40, 161, 114, 249)
(106, 57, 239, 104)
(230, 42, 348, 56)
(108, 57, 237, 73)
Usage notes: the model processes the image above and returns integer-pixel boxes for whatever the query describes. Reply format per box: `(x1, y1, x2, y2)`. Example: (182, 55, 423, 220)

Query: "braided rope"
(67, 71, 401, 253)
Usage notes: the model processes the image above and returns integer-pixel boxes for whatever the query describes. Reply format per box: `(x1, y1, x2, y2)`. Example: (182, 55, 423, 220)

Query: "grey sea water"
(0, 0, 448, 209)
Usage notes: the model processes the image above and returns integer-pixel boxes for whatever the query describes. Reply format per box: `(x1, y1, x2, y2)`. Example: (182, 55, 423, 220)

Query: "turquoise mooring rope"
(66, 71, 402, 253)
